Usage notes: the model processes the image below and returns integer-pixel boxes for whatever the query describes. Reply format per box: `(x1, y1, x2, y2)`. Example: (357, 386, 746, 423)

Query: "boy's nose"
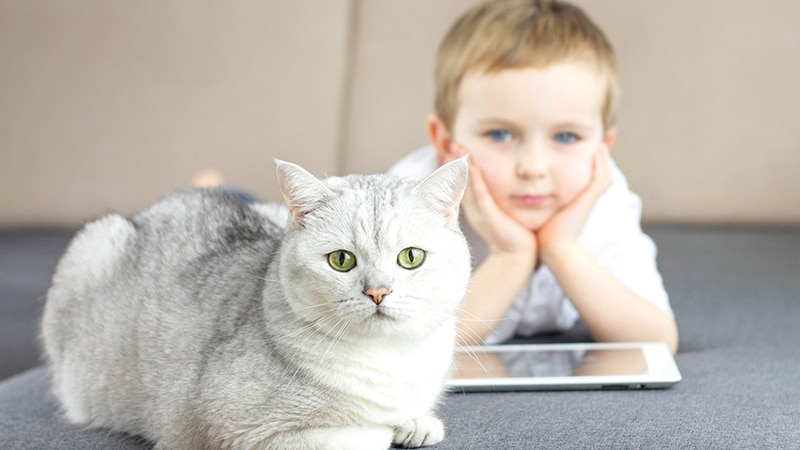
(516, 147, 548, 179)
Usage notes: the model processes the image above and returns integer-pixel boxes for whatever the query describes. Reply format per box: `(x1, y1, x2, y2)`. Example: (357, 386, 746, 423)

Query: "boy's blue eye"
(554, 132, 579, 144)
(486, 130, 511, 142)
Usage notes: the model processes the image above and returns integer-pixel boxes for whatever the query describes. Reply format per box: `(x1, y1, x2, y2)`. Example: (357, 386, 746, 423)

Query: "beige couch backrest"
(2, 0, 798, 226)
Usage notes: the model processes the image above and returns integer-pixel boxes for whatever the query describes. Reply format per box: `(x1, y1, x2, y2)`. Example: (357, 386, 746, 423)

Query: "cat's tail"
(41, 214, 136, 422)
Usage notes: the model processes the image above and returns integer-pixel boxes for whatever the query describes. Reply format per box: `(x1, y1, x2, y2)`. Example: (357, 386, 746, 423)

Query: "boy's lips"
(511, 194, 549, 206)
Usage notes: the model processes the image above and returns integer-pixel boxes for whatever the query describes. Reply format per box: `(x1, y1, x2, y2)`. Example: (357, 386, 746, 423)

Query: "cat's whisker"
(457, 327, 486, 348)
(274, 315, 336, 343)
(286, 314, 354, 379)
(257, 302, 333, 329)
(320, 317, 354, 361)
(456, 306, 501, 327)
(453, 344, 497, 380)
(448, 310, 505, 379)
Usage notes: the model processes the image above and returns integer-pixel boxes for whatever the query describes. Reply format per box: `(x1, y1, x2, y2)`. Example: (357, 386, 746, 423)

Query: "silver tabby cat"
(42, 158, 471, 449)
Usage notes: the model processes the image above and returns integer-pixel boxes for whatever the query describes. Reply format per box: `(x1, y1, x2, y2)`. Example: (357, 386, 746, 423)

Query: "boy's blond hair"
(434, 0, 619, 132)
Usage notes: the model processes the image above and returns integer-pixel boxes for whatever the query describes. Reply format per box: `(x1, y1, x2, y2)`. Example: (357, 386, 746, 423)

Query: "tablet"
(446, 342, 681, 392)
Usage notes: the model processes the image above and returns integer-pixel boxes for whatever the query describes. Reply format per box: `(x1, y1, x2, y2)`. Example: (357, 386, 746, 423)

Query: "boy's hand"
(537, 144, 612, 265)
(454, 146, 537, 261)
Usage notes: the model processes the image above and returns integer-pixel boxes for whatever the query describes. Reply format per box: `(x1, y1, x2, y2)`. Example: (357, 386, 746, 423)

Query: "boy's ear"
(603, 126, 618, 152)
(427, 114, 457, 165)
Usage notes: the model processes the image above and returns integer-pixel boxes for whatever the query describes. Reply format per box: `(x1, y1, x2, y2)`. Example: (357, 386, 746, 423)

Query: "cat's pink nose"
(364, 287, 391, 305)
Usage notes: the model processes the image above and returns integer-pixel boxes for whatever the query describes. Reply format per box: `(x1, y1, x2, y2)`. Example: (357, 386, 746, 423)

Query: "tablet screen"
(452, 347, 648, 379)
(447, 343, 681, 391)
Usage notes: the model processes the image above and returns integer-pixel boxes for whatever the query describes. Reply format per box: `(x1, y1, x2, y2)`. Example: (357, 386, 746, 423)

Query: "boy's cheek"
(471, 159, 508, 198)
(559, 162, 594, 201)
(469, 148, 510, 174)
(473, 157, 507, 187)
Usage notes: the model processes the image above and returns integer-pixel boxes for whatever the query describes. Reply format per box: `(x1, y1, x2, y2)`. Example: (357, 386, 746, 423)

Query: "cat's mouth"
(371, 307, 395, 321)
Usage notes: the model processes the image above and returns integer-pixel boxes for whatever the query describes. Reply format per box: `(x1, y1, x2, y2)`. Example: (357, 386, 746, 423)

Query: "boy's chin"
(512, 212, 553, 232)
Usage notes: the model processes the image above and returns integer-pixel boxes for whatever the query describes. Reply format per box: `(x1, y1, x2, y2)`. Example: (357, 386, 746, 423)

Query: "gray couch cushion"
(2, 226, 799, 448)
(0, 367, 150, 449)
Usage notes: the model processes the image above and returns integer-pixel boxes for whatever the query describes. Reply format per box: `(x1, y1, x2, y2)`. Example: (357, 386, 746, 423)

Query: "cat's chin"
(357, 311, 440, 340)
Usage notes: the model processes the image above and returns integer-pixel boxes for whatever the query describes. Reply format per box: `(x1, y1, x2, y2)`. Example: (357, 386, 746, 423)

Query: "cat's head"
(275, 158, 471, 341)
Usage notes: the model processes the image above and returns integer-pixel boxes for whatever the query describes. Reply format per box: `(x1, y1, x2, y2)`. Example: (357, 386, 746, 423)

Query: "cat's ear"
(275, 160, 333, 227)
(412, 156, 468, 224)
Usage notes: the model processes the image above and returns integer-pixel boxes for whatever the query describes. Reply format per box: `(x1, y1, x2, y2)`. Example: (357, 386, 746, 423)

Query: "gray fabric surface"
(1, 226, 799, 448)
(0, 229, 72, 381)
(0, 367, 152, 450)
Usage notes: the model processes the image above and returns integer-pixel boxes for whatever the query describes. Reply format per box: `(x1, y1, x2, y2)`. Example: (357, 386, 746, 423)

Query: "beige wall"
(0, 0, 352, 226)
(2, 0, 799, 227)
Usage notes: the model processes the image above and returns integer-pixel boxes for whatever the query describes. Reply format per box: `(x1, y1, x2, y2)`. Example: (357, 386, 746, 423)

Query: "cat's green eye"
(397, 247, 426, 270)
(327, 250, 356, 272)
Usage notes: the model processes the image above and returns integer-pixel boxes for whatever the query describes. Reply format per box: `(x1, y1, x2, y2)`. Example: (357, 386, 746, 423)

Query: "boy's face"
(440, 62, 613, 231)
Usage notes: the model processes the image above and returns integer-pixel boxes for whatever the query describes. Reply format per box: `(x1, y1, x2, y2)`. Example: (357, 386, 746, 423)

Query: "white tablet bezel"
(446, 342, 681, 392)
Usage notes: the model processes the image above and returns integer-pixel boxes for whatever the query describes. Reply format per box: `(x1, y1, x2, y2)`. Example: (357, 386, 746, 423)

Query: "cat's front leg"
(392, 415, 445, 448)
(263, 425, 394, 450)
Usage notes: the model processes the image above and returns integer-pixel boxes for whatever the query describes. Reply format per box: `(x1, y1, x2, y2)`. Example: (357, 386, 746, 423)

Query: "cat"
(41, 158, 471, 450)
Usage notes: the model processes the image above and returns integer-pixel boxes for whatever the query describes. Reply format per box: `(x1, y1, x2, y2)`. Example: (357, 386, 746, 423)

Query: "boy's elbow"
(663, 317, 679, 355)
(666, 335, 679, 356)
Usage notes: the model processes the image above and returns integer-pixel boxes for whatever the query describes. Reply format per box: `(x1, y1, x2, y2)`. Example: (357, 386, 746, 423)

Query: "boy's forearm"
(543, 243, 679, 354)
(456, 251, 534, 345)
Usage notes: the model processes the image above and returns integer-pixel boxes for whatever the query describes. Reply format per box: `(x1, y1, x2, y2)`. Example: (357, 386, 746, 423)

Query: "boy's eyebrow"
(474, 117, 516, 128)
(554, 120, 595, 131)
(474, 117, 598, 132)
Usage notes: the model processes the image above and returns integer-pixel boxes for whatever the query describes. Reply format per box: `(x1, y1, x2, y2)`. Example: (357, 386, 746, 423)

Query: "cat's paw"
(392, 415, 444, 448)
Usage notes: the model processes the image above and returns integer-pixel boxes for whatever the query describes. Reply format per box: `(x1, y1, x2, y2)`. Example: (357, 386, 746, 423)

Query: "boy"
(389, 0, 678, 353)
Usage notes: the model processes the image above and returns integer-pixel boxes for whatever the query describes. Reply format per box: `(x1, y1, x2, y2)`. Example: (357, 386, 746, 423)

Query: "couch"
(2, 225, 798, 448)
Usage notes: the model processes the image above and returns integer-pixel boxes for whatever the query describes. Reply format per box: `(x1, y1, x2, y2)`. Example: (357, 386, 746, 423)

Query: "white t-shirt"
(388, 146, 672, 344)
